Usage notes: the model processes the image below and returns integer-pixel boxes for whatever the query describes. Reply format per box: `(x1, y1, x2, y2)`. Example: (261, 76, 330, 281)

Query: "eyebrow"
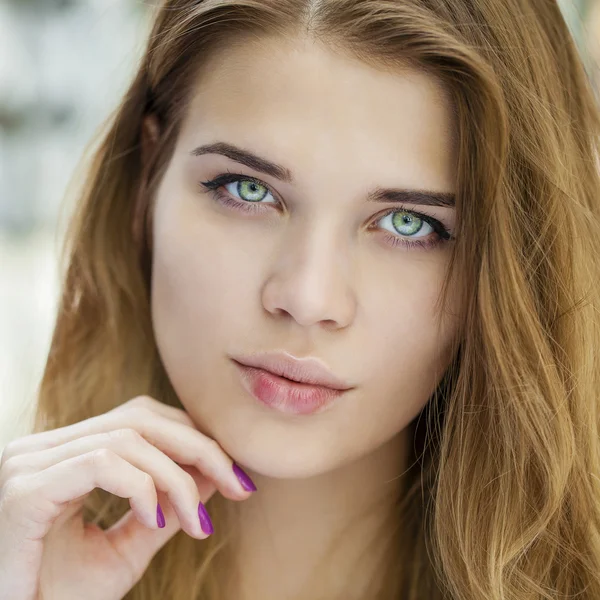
(190, 141, 456, 209)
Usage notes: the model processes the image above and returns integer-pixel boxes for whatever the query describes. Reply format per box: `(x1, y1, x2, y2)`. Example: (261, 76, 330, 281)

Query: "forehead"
(180, 35, 457, 192)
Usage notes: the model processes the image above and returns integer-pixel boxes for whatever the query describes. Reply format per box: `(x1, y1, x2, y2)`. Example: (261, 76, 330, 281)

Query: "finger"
(179, 464, 218, 499)
(112, 396, 197, 427)
(0, 396, 192, 464)
(102, 492, 187, 585)
(0, 396, 257, 501)
(0, 429, 220, 539)
(0, 449, 173, 543)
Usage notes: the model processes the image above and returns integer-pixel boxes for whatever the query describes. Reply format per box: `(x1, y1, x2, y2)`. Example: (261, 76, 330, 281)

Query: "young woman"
(1, 0, 599, 598)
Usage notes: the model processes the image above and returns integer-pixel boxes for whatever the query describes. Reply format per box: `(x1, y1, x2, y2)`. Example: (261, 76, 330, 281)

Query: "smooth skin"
(0, 396, 255, 600)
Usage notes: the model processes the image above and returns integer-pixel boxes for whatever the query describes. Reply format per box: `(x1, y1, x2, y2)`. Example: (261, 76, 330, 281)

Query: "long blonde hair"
(33, 0, 600, 598)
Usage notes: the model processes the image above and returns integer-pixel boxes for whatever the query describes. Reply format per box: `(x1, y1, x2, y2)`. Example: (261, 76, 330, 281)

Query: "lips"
(232, 351, 353, 391)
(234, 362, 348, 415)
(252, 367, 332, 390)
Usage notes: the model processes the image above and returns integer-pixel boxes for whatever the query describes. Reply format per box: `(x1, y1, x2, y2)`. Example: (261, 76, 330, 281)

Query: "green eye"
(391, 211, 425, 236)
(238, 180, 268, 202)
(199, 172, 454, 251)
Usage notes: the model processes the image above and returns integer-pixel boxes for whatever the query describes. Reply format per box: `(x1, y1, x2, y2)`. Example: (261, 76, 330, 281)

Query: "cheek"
(357, 267, 459, 432)
(348, 323, 451, 454)
(151, 183, 260, 321)
(149, 193, 259, 381)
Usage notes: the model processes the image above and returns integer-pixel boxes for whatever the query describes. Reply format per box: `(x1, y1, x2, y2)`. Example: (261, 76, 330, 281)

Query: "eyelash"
(198, 171, 455, 251)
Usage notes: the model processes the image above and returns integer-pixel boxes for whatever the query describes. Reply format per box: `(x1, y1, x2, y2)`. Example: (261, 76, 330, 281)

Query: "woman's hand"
(0, 395, 256, 600)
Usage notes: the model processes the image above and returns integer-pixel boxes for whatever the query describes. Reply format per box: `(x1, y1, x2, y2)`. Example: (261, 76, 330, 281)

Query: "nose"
(261, 221, 357, 330)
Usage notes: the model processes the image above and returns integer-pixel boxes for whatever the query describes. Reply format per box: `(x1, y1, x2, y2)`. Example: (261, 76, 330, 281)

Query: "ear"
(132, 114, 160, 249)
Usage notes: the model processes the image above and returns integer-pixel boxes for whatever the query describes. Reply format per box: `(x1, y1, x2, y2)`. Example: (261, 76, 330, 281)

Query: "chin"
(216, 421, 347, 480)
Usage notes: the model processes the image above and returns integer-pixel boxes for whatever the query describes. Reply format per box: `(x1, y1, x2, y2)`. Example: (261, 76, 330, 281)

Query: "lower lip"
(234, 362, 347, 415)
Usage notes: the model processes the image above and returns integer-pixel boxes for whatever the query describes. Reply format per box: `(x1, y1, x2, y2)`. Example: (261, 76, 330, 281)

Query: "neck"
(224, 429, 410, 600)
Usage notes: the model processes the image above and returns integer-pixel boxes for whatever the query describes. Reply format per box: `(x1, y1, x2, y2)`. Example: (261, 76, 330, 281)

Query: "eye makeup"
(198, 171, 455, 252)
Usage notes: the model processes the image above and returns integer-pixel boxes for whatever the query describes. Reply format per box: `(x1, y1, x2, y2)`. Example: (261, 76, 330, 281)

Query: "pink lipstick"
(232, 352, 354, 415)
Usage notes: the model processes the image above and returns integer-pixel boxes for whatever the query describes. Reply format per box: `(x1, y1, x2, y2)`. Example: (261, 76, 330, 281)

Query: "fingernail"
(198, 501, 214, 535)
(157, 503, 166, 528)
(232, 462, 258, 492)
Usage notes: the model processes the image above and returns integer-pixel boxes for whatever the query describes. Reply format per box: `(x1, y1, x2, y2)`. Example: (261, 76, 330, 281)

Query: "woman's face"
(149, 35, 461, 478)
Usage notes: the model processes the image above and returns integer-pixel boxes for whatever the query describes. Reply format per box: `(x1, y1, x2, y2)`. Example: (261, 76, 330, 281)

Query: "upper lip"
(232, 351, 354, 390)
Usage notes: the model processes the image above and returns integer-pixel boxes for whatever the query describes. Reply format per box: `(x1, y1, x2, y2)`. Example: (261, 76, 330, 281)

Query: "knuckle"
(113, 401, 153, 426)
(0, 439, 24, 466)
(0, 476, 28, 508)
(206, 437, 223, 454)
(131, 405, 154, 424)
(89, 447, 117, 469)
(113, 395, 154, 417)
(128, 395, 156, 410)
(107, 428, 144, 446)
(0, 455, 27, 481)
(140, 472, 155, 492)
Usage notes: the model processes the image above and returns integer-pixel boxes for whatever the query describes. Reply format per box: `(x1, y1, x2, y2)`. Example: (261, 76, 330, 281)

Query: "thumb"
(103, 484, 217, 580)
(102, 494, 180, 575)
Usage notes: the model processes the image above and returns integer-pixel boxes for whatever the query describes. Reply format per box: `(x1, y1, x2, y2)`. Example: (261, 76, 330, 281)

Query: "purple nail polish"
(232, 462, 258, 492)
(198, 501, 214, 535)
(157, 503, 166, 528)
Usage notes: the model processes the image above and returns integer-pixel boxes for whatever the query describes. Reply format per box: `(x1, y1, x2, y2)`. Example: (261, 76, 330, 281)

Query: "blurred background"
(0, 0, 599, 449)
